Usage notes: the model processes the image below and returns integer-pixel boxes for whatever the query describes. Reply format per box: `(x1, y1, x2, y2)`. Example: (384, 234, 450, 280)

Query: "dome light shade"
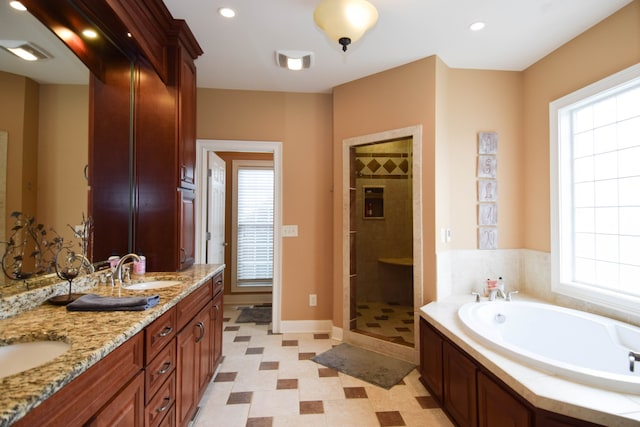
(313, 0, 378, 52)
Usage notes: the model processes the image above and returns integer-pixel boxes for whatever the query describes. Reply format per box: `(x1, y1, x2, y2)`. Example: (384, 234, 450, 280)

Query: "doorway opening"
(342, 126, 423, 363)
(196, 140, 283, 333)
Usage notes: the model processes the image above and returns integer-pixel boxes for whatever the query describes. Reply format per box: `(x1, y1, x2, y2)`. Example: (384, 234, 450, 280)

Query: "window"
(231, 160, 274, 292)
(551, 64, 640, 312)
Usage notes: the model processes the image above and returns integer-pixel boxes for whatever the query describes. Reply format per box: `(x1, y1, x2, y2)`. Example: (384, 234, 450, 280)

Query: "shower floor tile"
(355, 301, 415, 345)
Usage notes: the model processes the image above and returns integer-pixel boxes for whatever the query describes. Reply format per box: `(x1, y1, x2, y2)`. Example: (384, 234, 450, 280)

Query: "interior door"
(207, 151, 226, 264)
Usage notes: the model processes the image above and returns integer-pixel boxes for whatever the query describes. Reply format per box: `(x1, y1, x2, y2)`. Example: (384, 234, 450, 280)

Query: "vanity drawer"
(146, 338, 176, 404)
(212, 272, 223, 296)
(145, 307, 177, 364)
(176, 281, 212, 331)
(145, 371, 176, 427)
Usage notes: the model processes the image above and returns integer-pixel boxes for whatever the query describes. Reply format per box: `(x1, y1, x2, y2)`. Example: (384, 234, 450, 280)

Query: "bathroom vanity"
(0, 264, 224, 427)
(419, 296, 640, 427)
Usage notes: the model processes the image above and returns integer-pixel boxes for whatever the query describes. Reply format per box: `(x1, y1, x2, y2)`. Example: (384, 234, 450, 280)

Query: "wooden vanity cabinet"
(175, 276, 224, 427)
(477, 371, 531, 427)
(211, 289, 224, 371)
(419, 317, 444, 402)
(14, 333, 144, 427)
(443, 341, 478, 427)
(419, 317, 603, 427)
(89, 372, 145, 427)
(144, 308, 178, 427)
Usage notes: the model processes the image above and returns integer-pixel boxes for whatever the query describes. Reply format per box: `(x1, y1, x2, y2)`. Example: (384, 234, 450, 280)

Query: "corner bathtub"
(458, 300, 640, 394)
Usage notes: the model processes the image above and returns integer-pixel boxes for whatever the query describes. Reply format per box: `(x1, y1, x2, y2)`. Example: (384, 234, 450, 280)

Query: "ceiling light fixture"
(9, 1, 27, 11)
(275, 51, 314, 71)
(0, 41, 51, 61)
(313, 0, 378, 52)
(218, 7, 236, 18)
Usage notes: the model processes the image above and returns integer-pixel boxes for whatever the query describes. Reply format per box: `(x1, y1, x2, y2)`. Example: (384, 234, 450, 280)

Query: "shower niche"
(363, 186, 384, 219)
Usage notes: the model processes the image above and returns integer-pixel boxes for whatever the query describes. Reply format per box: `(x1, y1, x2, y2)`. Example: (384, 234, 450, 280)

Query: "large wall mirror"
(0, 1, 129, 286)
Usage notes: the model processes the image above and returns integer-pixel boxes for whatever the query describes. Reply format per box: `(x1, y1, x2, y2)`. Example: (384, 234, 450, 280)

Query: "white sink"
(0, 340, 70, 378)
(122, 280, 182, 290)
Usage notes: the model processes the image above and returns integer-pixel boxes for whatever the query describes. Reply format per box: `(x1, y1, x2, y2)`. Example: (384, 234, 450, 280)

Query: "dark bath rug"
(236, 306, 272, 324)
(311, 343, 416, 389)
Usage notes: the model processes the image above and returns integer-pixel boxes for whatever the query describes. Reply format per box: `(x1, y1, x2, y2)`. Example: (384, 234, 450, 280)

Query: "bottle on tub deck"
(498, 276, 505, 291)
(485, 278, 498, 297)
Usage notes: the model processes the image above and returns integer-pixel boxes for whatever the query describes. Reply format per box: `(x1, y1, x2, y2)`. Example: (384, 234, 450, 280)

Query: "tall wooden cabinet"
(57, 0, 204, 272)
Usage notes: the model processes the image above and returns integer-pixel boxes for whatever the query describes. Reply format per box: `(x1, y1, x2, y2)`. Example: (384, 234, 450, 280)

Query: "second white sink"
(122, 280, 182, 290)
(0, 340, 70, 378)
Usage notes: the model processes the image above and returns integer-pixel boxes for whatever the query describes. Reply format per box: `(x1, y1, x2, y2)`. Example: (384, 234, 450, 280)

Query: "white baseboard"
(331, 326, 343, 341)
(280, 320, 333, 334)
(224, 293, 272, 305)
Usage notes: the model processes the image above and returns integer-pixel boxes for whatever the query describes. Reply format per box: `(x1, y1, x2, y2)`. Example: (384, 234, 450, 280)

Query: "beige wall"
(332, 56, 438, 324)
(523, 0, 640, 251)
(440, 68, 524, 250)
(0, 76, 88, 244)
(38, 84, 89, 243)
(0, 71, 39, 237)
(197, 89, 334, 321)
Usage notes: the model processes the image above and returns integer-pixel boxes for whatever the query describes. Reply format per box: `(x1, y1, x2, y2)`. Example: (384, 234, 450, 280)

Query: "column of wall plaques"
(477, 132, 498, 249)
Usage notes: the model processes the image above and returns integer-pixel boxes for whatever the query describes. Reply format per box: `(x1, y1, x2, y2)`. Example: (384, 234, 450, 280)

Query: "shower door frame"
(342, 125, 423, 364)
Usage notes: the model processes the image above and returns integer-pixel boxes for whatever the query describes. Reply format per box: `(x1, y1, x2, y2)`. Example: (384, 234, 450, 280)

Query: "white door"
(207, 151, 226, 264)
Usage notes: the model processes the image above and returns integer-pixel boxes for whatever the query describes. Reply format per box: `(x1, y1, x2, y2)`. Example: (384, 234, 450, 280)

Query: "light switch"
(282, 225, 298, 237)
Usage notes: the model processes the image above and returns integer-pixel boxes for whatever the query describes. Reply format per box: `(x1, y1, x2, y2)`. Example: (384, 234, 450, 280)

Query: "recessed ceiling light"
(9, 1, 27, 11)
(469, 22, 486, 31)
(218, 7, 236, 18)
(82, 29, 98, 39)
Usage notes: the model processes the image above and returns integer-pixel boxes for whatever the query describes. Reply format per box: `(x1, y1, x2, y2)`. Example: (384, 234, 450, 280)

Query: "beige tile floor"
(194, 305, 453, 427)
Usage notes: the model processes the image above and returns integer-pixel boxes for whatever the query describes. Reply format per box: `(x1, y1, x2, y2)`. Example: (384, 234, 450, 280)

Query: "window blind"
(236, 167, 274, 286)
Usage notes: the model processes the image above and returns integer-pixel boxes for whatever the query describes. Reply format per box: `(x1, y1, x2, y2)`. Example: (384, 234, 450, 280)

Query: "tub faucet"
(114, 253, 141, 284)
(488, 288, 507, 301)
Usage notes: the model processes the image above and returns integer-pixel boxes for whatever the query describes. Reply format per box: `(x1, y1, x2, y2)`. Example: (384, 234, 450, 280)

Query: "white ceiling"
(0, 0, 634, 93)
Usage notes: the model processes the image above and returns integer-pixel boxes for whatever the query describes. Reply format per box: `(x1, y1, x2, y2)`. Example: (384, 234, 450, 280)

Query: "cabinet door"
(443, 341, 478, 427)
(477, 371, 532, 427)
(419, 318, 443, 402)
(89, 372, 145, 427)
(197, 305, 213, 396)
(211, 291, 224, 372)
(179, 188, 196, 271)
(176, 303, 212, 427)
(178, 47, 196, 188)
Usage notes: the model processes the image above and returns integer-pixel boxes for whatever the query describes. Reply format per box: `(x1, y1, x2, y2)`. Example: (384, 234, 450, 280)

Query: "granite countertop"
(0, 263, 224, 427)
(420, 294, 640, 427)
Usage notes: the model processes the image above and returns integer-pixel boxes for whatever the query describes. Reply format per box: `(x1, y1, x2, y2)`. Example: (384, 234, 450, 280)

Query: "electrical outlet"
(309, 294, 317, 306)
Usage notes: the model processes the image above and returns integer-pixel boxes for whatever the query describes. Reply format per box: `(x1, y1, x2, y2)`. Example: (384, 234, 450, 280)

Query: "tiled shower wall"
(354, 139, 413, 306)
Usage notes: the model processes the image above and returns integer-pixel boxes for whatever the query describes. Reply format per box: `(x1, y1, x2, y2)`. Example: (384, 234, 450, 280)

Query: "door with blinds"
(231, 160, 274, 293)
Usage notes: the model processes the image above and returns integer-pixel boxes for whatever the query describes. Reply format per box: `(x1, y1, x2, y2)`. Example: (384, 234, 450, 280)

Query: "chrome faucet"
(114, 253, 141, 284)
(488, 287, 507, 301)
